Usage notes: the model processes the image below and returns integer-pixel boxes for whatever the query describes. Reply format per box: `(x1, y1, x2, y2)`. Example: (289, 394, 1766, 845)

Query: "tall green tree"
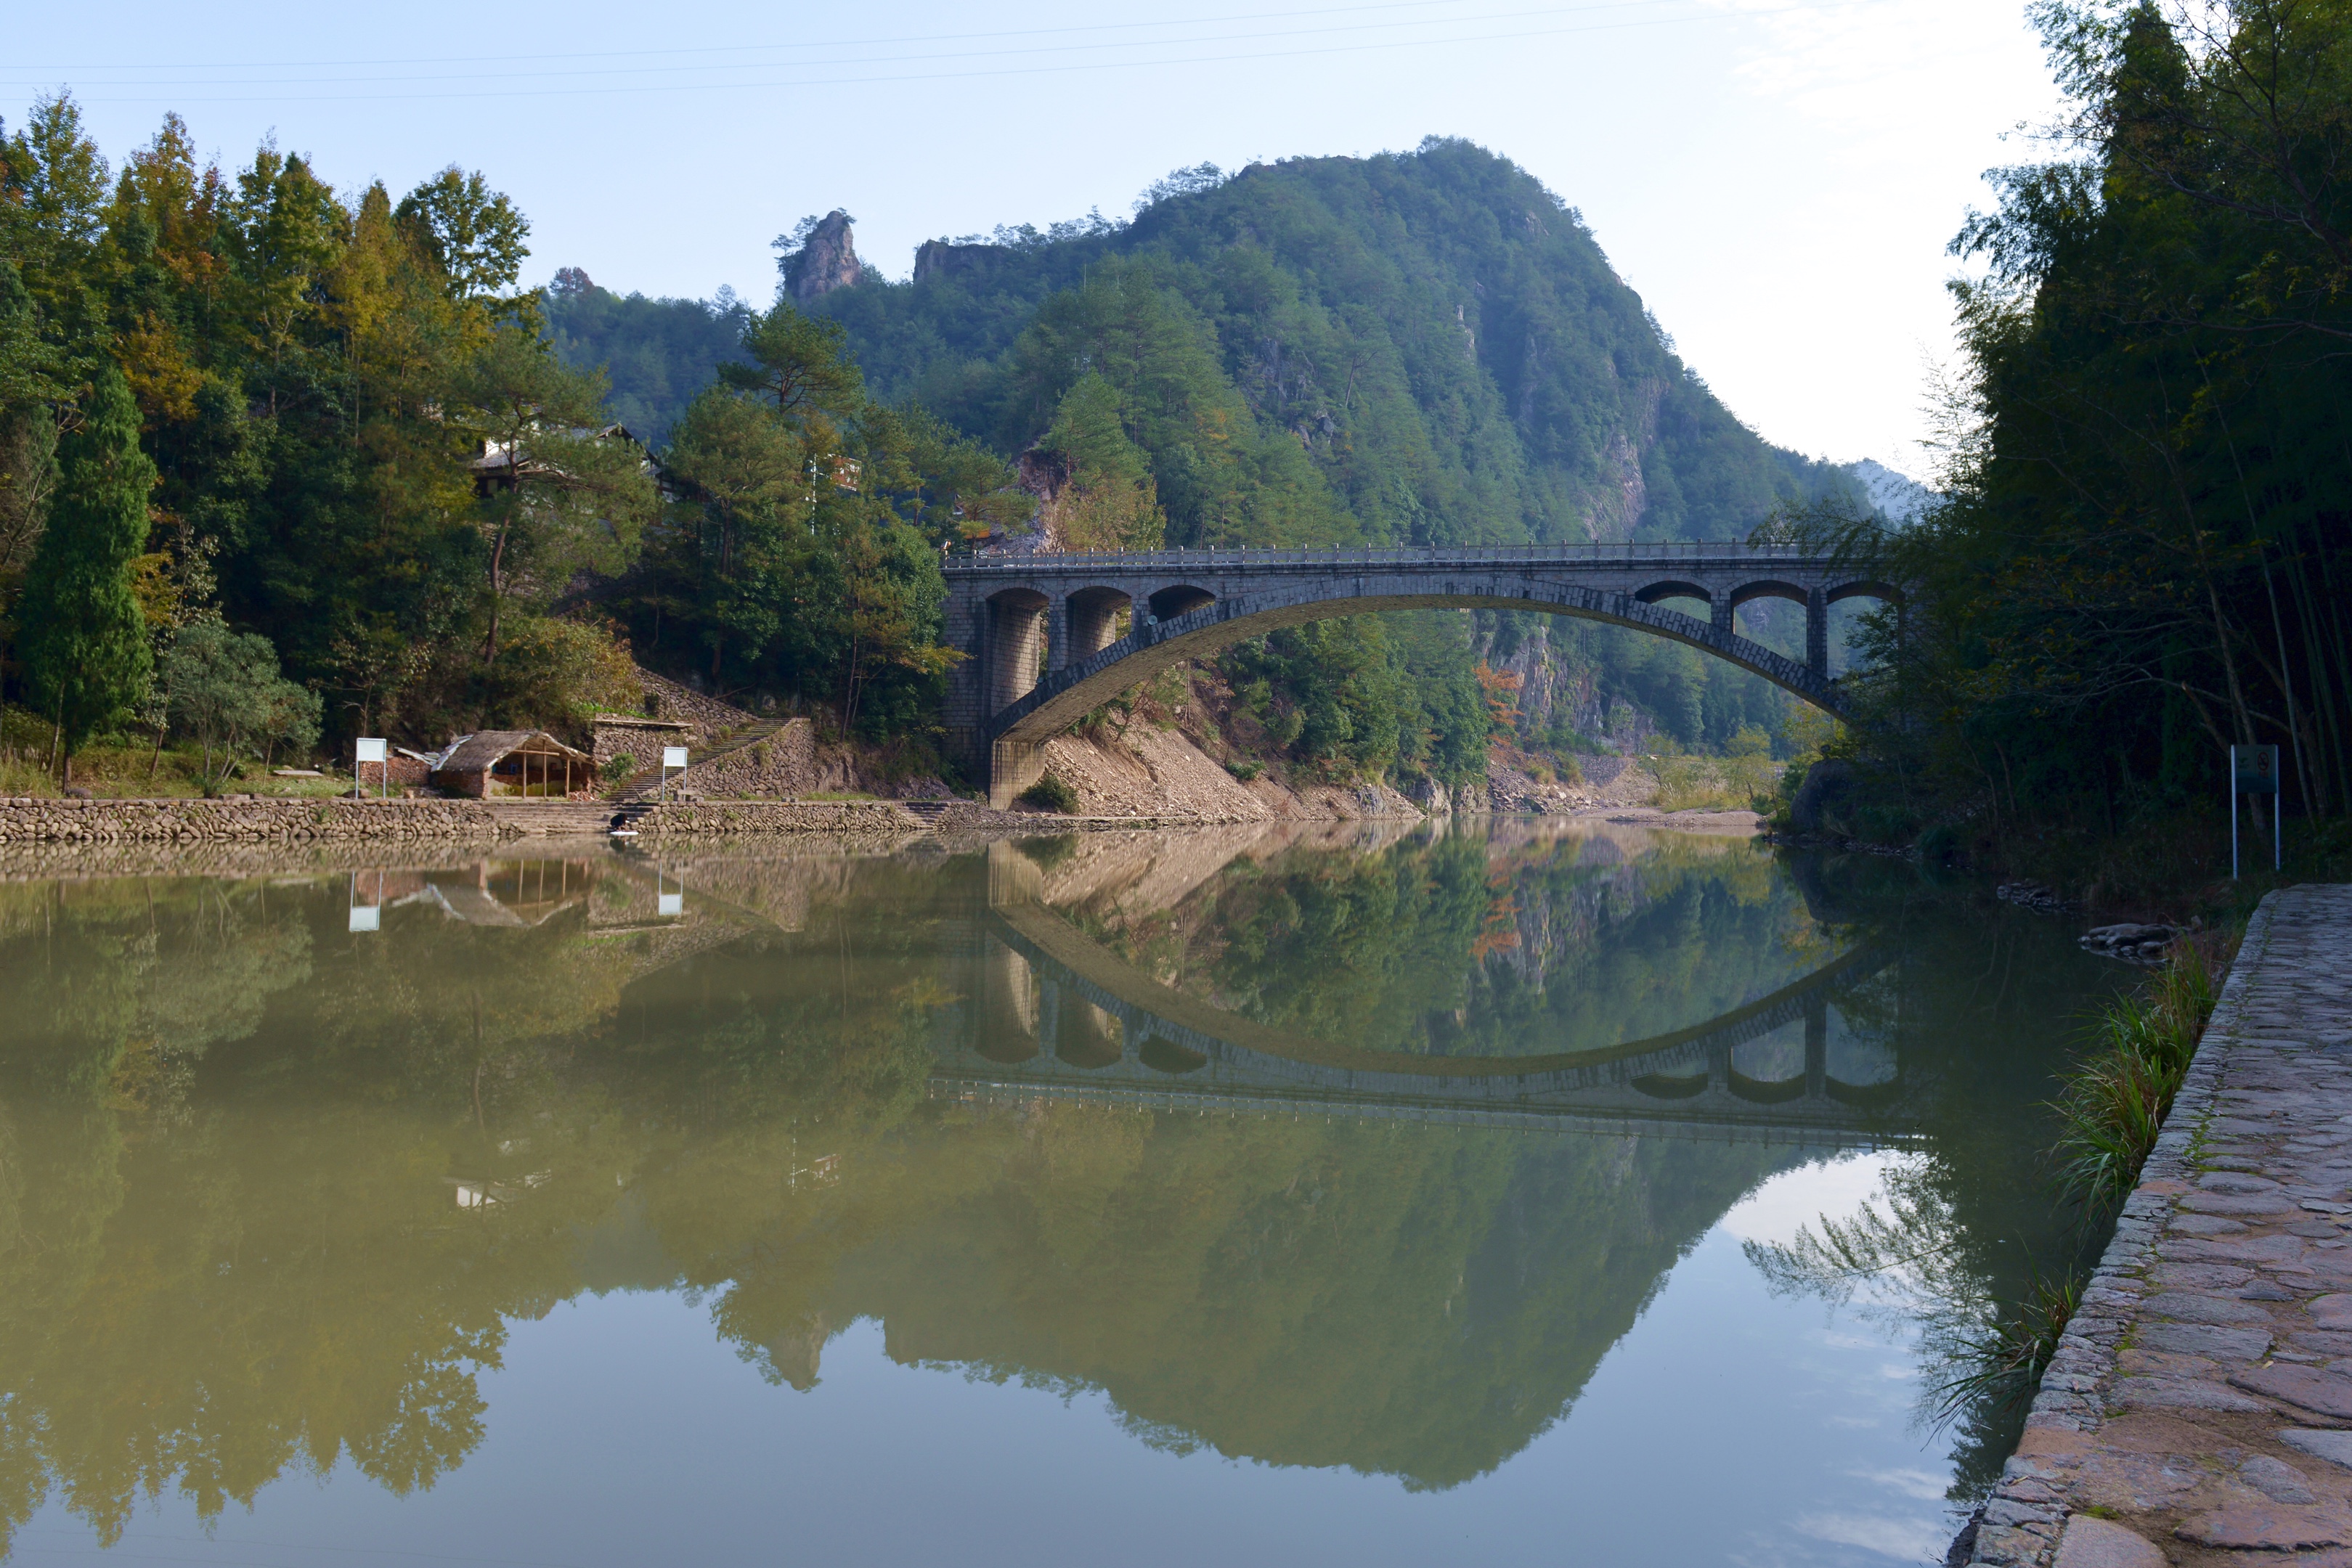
(161, 616, 321, 787)
(17, 363, 154, 773)
(449, 327, 657, 662)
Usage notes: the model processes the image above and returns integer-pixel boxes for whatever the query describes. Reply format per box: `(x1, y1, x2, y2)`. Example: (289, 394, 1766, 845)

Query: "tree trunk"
(483, 522, 510, 662)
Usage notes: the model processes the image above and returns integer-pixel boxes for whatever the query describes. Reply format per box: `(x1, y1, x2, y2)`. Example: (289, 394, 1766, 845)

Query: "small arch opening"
(1065, 587, 1134, 664)
(1633, 579, 1713, 608)
(1056, 1000, 1125, 1069)
(1632, 1069, 1708, 1101)
(986, 589, 1051, 711)
(1148, 584, 1216, 621)
(1139, 1036, 1208, 1075)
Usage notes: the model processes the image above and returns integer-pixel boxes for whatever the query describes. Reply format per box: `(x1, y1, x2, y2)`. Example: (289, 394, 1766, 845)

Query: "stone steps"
(483, 801, 653, 836)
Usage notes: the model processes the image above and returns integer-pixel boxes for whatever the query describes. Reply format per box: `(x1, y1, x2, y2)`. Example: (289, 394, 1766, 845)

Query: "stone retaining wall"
(0, 796, 514, 844)
(629, 800, 923, 841)
(668, 718, 817, 799)
(637, 669, 765, 743)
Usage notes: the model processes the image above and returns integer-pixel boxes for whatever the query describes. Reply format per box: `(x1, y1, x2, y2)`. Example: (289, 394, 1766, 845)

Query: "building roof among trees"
(432, 730, 593, 775)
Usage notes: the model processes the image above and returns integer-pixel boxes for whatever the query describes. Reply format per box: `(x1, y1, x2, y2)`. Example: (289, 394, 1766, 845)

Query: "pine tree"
(18, 362, 155, 778)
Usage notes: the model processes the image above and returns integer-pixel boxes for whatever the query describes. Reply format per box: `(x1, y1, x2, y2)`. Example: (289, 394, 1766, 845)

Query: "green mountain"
(558, 140, 1865, 550)
(547, 139, 1871, 760)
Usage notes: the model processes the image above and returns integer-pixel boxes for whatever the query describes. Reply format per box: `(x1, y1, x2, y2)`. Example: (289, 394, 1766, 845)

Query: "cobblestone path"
(1972, 884, 2352, 1567)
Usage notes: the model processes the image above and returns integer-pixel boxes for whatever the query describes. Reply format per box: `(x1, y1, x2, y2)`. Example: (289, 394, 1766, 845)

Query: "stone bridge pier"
(941, 544, 1899, 807)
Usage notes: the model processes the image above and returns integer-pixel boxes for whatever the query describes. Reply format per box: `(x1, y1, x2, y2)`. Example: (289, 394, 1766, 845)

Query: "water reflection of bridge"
(948, 897, 1912, 1152)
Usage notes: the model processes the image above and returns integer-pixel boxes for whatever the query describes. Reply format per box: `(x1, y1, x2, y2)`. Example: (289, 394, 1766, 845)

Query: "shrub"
(1018, 774, 1079, 813)
(1226, 759, 1262, 782)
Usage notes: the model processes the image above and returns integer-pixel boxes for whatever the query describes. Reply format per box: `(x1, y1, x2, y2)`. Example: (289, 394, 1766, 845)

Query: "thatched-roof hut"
(428, 731, 596, 799)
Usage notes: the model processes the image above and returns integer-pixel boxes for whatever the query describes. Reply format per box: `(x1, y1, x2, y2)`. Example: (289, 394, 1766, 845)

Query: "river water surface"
(0, 820, 2123, 1567)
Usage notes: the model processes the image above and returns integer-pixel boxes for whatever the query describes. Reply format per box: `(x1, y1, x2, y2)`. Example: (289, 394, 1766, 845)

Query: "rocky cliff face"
(911, 239, 1002, 285)
(789, 211, 864, 303)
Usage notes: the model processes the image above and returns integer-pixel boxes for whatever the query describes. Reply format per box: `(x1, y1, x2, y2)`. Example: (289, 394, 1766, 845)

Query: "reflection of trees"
(816, 1108, 1784, 1487)
(1067, 826, 1840, 1059)
(1739, 859, 2128, 1500)
(1746, 1158, 1993, 1413)
(0, 843, 2127, 1547)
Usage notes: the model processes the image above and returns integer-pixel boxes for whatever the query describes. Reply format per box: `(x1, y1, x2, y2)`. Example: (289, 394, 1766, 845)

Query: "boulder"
(1787, 758, 1855, 833)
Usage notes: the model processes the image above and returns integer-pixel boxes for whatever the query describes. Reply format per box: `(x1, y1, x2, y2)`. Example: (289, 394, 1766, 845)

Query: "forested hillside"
(0, 98, 1875, 800)
(0, 96, 1009, 781)
(816, 143, 1861, 550)
(550, 140, 1879, 771)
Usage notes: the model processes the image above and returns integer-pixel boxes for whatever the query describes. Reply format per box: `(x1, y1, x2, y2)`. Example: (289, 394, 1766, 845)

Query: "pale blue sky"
(9, 0, 2062, 469)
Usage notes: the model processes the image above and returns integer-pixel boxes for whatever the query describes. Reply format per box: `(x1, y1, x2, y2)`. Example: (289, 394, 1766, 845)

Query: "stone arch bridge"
(942, 544, 1897, 807)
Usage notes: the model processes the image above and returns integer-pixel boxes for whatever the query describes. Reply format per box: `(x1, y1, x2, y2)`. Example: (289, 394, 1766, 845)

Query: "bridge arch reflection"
(949, 867, 1913, 1151)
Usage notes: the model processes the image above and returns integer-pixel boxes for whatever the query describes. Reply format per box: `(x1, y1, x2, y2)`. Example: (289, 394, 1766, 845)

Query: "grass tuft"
(2052, 947, 2218, 1205)
(1932, 1270, 2087, 1423)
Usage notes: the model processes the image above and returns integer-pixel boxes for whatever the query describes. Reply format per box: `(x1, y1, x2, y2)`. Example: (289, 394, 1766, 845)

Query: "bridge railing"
(942, 540, 1828, 572)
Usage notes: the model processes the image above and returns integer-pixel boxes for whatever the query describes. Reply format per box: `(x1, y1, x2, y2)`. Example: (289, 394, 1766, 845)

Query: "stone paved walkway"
(1972, 884, 2352, 1567)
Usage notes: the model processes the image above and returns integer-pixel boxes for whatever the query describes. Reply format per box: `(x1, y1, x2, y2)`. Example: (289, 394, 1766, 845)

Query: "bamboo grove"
(1808, 0, 2352, 878)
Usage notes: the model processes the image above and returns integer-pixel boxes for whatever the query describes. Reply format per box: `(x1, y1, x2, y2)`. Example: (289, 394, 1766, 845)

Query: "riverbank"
(0, 796, 515, 843)
(0, 783, 1759, 854)
(1967, 883, 2352, 1567)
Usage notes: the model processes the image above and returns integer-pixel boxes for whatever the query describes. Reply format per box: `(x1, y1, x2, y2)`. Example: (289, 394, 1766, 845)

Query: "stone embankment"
(627, 801, 924, 844)
(0, 796, 515, 844)
(1970, 883, 2352, 1567)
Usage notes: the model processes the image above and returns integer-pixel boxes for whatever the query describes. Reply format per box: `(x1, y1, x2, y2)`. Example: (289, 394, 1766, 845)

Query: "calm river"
(0, 820, 2122, 1567)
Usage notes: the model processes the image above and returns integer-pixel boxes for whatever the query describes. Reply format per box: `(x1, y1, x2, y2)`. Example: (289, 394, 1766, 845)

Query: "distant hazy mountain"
(1848, 458, 1936, 525)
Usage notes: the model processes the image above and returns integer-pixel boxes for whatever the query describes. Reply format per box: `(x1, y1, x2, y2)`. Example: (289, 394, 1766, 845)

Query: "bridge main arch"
(938, 546, 1896, 806)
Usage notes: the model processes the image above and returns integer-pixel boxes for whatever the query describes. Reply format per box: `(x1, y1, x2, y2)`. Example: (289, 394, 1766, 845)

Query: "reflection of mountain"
(827, 1116, 1786, 1486)
(0, 835, 2118, 1551)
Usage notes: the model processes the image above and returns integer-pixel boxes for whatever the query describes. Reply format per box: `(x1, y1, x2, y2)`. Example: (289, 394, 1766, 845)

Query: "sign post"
(355, 738, 388, 800)
(661, 745, 688, 802)
(2230, 743, 2281, 878)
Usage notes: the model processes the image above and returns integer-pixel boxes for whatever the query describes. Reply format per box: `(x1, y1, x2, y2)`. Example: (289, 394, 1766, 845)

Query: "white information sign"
(662, 746, 689, 769)
(658, 892, 684, 918)
(349, 905, 380, 933)
(354, 738, 387, 763)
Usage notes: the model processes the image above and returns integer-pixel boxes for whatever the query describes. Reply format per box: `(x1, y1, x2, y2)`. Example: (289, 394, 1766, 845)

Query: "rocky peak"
(787, 211, 862, 303)
(913, 239, 1001, 285)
